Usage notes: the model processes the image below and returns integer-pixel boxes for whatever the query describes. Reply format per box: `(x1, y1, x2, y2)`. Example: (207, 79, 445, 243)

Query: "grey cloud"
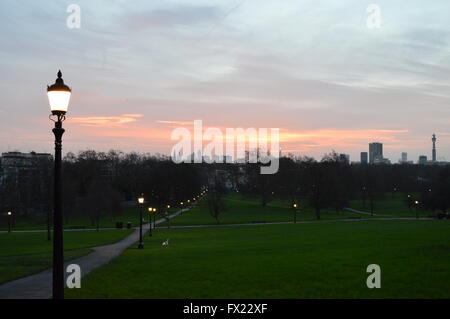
(120, 6, 222, 30)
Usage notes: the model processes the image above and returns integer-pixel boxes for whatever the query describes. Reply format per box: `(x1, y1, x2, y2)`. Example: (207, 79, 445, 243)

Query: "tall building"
(400, 152, 408, 163)
(1, 152, 52, 181)
(418, 155, 428, 165)
(360, 152, 368, 164)
(432, 134, 437, 162)
(402, 152, 407, 162)
(369, 142, 383, 164)
(0, 152, 52, 215)
(339, 154, 350, 164)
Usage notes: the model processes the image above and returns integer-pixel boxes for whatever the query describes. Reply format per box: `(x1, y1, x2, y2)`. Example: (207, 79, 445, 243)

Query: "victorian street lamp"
(165, 210, 170, 229)
(48, 70, 71, 300)
(152, 208, 157, 231)
(166, 205, 171, 229)
(407, 194, 412, 214)
(138, 195, 145, 249)
(414, 200, 420, 219)
(292, 203, 298, 224)
(7, 212, 12, 233)
(148, 207, 153, 237)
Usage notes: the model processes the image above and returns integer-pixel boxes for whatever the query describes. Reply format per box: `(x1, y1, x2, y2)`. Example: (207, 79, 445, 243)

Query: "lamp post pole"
(47, 208, 51, 241)
(148, 207, 153, 237)
(294, 208, 297, 224)
(7, 212, 12, 233)
(52, 117, 65, 299)
(407, 194, 412, 215)
(47, 70, 71, 300)
(415, 201, 419, 219)
(138, 195, 144, 249)
(166, 205, 171, 229)
(139, 205, 143, 248)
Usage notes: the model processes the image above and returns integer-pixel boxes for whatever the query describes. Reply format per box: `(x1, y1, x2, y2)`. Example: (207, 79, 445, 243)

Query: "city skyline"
(1, 1, 450, 162)
(1, 135, 442, 165)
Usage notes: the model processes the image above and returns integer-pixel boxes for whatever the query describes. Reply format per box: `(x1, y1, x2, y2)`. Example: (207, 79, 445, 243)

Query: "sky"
(0, 0, 449, 163)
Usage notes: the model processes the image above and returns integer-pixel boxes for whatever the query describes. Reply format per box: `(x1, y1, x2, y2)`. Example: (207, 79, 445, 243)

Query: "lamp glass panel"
(48, 91, 71, 112)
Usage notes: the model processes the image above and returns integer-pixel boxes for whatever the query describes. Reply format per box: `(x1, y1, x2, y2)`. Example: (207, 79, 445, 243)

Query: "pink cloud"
(70, 114, 144, 127)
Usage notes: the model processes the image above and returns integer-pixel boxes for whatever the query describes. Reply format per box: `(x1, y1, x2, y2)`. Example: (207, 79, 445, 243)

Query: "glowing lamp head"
(293, 203, 297, 208)
(414, 200, 419, 205)
(7, 211, 12, 216)
(47, 70, 71, 115)
(180, 202, 184, 205)
(148, 207, 153, 212)
(167, 205, 170, 209)
(153, 208, 157, 212)
(138, 195, 145, 204)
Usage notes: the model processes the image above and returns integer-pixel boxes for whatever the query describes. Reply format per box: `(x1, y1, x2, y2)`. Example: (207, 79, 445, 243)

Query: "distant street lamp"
(7, 212, 12, 233)
(47, 70, 71, 300)
(165, 209, 170, 229)
(407, 194, 412, 214)
(148, 207, 153, 237)
(414, 200, 420, 219)
(138, 195, 145, 249)
(292, 203, 298, 224)
(180, 202, 184, 214)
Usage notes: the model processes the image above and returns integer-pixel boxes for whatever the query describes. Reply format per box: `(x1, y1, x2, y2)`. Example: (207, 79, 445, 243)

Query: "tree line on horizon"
(209, 151, 450, 220)
(1, 150, 450, 226)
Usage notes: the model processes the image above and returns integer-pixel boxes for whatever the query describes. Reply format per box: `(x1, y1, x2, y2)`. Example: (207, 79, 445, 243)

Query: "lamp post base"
(138, 243, 144, 249)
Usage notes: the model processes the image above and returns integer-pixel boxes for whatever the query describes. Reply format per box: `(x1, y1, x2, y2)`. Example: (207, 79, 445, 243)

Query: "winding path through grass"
(0, 209, 184, 299)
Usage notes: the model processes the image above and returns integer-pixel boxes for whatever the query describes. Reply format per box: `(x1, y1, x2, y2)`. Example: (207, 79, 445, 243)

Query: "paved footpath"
(0, 209, 184, 299)
(163, 217, 433, 229)
(344, 207, 392, 217)
(0, 227, 117, 234)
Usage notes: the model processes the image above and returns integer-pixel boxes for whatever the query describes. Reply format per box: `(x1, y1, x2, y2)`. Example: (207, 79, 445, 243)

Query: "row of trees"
(209, 151, 450, 219)
(62, 150, 206, 226)
(2, 149, 449, 224)
(1, 150, 206, 226)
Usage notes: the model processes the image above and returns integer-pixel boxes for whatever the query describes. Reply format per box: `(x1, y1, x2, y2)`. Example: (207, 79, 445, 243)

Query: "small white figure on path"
(162, 239, 170, 246)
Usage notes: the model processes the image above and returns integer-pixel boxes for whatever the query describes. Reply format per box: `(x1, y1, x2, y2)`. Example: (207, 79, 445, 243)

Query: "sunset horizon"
(1, 0, 449, 162)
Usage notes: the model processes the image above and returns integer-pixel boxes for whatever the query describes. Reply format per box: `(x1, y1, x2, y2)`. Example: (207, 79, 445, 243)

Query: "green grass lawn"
(0, 206, 171, 231)
(0, 229, 132, 284)
(348, 192, 432, 217)
(158, 194, 364, 227)
(66, 220, 449, 299)
(0, 192, 420, 231)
